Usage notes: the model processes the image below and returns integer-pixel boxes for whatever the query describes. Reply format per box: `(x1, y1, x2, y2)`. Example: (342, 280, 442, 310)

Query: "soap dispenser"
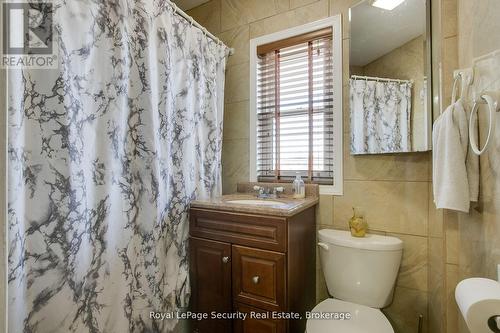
(293, 173, 305, 199)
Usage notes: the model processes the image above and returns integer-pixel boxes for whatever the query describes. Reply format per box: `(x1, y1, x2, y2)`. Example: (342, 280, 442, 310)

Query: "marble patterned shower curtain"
(350, 79, 412, 154)
(7, 1, 227, 332)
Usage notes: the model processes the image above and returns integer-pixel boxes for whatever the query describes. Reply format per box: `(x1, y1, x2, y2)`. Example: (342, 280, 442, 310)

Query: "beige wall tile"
(291, 0, 322, 9)
(344, 152, 431, 182)
(249, 0, 329, 39)
(483, 212, 500, 280)
(445, 264, 459, 333)
(445, 213, 458, 264)
(457, 0, 473, 67)
(383, 286, 428, 333)
(186, 0, 221, 34)
(316, 267, 329, 302)
(428, 237, 445, 333)
(442, 0, 457, 38)
(334, 180, 429, 236)
(217, 25, 250, 67)
(389, 233, 428, 292)
(342, 38, 350, 86)
(223, 101, 249, 140)
(457, 209, 487, 278)
(467, 0, 500, 59)
(221, 0, 290, 32)
(225, 62, 249, 103)
(317, 195, 334, 226)
(441, 36, 458, 106)
(458, 238, 487, 279)
(428, 182, 444, 238)
(222, 139, 249, 194)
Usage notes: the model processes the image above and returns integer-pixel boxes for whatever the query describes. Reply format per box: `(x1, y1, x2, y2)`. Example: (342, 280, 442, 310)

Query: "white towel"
(432, 100, 477, 212)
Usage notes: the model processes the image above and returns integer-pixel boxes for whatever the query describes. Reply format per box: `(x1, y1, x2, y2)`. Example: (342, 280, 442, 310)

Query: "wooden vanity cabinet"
(189, 206, 316, 333)
(190, 237, 232, 333)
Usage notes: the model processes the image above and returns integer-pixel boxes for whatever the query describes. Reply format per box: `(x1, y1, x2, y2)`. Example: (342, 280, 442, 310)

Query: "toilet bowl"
(306, 229, 403, 333)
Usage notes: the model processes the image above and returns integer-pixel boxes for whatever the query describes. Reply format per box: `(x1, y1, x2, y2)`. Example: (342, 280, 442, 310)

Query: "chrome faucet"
(253, 185, 284, 199)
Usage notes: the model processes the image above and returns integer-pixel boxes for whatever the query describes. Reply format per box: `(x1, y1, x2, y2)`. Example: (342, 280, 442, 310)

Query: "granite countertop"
(190, 182, 319, 217)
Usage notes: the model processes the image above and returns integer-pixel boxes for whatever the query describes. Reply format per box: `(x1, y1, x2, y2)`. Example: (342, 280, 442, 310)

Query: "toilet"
(307, 229, 403, 333)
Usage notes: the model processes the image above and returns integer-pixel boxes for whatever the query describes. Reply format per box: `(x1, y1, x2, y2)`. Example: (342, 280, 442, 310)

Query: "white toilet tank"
(318, 229, 403, 308)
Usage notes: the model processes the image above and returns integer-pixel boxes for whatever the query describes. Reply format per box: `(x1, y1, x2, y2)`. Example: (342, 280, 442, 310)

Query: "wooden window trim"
(274, 49, 280, 181)
(256, 27, 332, 56)
(307, 41, 314, 182)
(249, 16, 344, 196)
(257, 34, 333, 185)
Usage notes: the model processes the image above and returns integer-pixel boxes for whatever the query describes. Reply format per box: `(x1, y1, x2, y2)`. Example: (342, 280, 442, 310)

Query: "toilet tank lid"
(318, 229, 403, 251)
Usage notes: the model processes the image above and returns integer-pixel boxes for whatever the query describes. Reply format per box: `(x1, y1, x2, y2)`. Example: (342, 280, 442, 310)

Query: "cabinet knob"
(252, 276, 260, 284)
(222, 256, 230, 264)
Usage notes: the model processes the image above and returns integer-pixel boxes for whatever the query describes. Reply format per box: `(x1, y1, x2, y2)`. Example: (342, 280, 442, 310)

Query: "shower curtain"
(8, 1, 228, 332)
(350, 79, 412, 154)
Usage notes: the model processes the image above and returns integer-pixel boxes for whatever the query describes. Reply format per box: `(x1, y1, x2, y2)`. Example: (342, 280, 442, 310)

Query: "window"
(250, 17, 343, 195)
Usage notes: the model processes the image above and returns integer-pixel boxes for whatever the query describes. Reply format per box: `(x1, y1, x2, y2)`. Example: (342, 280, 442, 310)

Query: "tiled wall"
(428, 1, 500, 332)
(439, 1, 500, 332)
(427, 1, 457, 332)
(187, 1, 432, 332)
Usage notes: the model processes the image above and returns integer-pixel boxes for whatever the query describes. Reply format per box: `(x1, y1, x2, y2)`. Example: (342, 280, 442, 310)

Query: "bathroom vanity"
(189, 183, 318, 333)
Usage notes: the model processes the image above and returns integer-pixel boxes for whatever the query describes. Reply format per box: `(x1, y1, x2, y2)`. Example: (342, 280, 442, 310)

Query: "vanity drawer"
(232, 245, 286, 311)
(190, 208, 287, 252)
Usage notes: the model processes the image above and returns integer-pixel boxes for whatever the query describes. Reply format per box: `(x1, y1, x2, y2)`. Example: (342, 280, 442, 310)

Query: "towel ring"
(469, 93, 499, 155)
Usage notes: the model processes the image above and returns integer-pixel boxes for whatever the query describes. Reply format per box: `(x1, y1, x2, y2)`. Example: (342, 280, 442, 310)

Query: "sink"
(226, 199, 287, 206)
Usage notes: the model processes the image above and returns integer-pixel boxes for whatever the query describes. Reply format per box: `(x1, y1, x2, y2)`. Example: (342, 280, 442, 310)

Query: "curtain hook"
(190, 17, 194, 27)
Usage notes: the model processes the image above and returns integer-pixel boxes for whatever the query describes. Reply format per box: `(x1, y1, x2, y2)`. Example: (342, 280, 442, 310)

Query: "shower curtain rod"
(168, 1, 235, 56)
(351, 75, 413, 84)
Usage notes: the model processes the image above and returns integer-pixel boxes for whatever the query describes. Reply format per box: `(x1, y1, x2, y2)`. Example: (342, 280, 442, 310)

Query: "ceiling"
(350, 0, 426, 66)
(173, 0, 210, 11)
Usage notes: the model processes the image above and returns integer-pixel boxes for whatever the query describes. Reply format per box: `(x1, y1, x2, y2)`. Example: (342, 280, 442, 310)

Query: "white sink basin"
(226, 199, 287, 206)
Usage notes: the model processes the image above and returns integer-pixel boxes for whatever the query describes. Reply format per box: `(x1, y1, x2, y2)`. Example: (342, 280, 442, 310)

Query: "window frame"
(249, 16, 343, 196)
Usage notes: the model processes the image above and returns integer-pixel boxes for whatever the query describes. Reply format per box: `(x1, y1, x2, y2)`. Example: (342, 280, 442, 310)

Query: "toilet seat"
(306, 298, 394, 333)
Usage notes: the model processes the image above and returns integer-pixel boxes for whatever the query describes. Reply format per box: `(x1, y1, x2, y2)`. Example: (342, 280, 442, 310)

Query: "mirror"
(349, 0, 431, 154)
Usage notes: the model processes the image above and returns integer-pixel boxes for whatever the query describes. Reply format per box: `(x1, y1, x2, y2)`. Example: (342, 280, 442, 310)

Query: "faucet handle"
(272, 186, 284, 198)
(254, 185, 265, 197)
(274, 187, 284, 193)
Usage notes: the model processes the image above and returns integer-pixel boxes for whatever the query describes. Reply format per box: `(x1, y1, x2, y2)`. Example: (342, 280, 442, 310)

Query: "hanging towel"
(432, 100, 477, 212)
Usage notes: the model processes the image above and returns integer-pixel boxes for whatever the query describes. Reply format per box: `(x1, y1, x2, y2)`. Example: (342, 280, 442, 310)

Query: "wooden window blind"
(256, 28, 334, 184)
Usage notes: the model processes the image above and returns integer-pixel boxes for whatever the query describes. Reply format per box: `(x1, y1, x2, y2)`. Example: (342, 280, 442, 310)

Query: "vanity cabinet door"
(232, 245, 286, 311)
(190, 237, 232, 333)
